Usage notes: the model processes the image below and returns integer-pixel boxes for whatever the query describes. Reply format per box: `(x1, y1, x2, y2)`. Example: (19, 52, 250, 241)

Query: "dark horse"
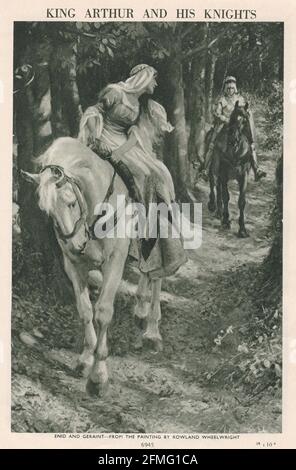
(207, 101, 253, 238)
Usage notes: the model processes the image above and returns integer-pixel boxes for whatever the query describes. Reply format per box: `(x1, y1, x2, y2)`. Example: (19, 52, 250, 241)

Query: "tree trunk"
(14, 26, 48, 260)
(14, 26, 74, 301)
(15, 79, 55, 270)
(31, 61, 53, 154)
(278, 25, 284, 81)
(187, 23, 208, 173)
(205, 51, 217, 123)
(49, 45, 70, 138)
(49, 40, 82, 138)
(15, 77, 36, 227)
(247, 25, 263, 90)
(166, 44, 190, 201)
(188, 57, 206, 167)
(260, 155, 282, 305)
(61, 45, 82, 137)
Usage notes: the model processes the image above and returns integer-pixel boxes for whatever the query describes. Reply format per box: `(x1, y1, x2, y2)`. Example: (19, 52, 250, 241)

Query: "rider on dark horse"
(203, 76, 266, 181)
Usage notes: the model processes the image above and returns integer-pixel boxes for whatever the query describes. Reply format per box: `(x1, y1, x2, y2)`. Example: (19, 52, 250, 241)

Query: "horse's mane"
(35, 137, 95, 215)
(36, 137, 93, 172)
(228, 104, 244, 129)
(228, 104, 252, 148)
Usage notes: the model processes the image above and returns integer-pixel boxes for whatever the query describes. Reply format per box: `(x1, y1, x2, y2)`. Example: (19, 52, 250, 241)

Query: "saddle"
(90, 139, 187, 278)
(91, 138, 144, 204)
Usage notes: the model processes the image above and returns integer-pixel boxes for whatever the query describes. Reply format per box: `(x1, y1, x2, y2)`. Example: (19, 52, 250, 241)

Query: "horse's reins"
(222, 113, 252, 169)
(41, 165, 116, 243)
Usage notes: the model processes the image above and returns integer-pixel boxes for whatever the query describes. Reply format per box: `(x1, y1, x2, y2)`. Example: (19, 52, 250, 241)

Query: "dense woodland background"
(12, 23, 283, 430)
(14, 22, 283, 187)
(13, 21, 283, 284)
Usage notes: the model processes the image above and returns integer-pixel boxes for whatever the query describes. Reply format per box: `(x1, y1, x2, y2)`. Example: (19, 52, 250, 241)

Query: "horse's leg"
(237, 173, 249, 238)
(64, 257, 96, 375)
(208, 169, 216, 213)
(134, 272, 151, 320)
(133, 272, 151, 350)
(87, 244, 128, 397)
(221, 176, 231, 229)
(143, 278, 163, 352)
(215, 176, 222, 219)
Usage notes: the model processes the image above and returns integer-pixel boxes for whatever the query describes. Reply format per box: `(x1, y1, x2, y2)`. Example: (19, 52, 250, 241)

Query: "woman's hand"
(88, 135, 96, 149)
(87, 116, 97, 136)
(95, 140, 112, 159)
(111, 149, 121, 162)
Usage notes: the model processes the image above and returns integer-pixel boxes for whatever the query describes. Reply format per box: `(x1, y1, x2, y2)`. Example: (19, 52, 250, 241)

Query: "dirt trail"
(12, 103, 281, 434)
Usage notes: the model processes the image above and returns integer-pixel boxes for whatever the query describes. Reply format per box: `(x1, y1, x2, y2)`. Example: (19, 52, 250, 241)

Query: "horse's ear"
(245, 102, 249, 111)
(20, 170, 40, 185)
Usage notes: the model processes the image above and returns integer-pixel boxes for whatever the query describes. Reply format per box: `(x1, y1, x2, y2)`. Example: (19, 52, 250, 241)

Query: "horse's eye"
(53, 168, 62, 177)
(69, 201, 76, 209)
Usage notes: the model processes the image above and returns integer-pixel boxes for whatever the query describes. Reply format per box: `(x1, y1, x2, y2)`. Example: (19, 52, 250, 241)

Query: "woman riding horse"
(79, 64, 187, 279)
(20, 65, 188, 397)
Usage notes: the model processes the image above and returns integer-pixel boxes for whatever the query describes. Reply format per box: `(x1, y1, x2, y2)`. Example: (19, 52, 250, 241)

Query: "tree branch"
(184, 36, 220, 59)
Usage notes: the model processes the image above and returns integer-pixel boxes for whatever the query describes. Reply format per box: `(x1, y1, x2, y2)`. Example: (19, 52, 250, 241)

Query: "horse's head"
(227, 101, 253, 151)
(231, 101, 250, 132)
(21, 166, 89, 254)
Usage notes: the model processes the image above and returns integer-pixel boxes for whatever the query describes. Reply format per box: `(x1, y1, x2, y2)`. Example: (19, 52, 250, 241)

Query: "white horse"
(21, 137, 163, 396)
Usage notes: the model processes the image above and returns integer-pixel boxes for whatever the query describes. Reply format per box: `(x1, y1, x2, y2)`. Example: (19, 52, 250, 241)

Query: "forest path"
(12, 102, 281, 435)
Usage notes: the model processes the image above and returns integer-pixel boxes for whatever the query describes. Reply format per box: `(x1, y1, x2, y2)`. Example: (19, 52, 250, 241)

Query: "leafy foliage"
(208, 306, 282, 401)
(263, 81, 283, 151)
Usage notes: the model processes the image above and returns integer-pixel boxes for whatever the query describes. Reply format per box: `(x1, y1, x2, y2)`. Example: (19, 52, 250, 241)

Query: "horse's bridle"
(227, 109, 251, 154)
(40, 165, 90, 242)
(40, 164, 117, 243)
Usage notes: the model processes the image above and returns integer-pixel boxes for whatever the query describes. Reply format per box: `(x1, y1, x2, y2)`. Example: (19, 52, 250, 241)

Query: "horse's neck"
(240, 134, 251, 156)
(76, 155, 115, 217)
(228, 131, 250, 157)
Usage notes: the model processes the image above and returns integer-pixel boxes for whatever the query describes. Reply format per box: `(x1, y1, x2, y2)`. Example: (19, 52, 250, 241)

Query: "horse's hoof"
(237, 229, 249, 238)
(134, 335, 144, 351)
(153, 339, 163, 353)
(86, 378, 109, 398)
(214, 210, 222, 220)
(74, 362, 86, 377)
(75, 361, 93, 378)
(222, 221, 231, 230)
(143, 336, 163, 354)
(134, 316, 147, 331)
(208, 201, 216, 213)
(134, 301, 149, 320)
(75, 354, 94, 377)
